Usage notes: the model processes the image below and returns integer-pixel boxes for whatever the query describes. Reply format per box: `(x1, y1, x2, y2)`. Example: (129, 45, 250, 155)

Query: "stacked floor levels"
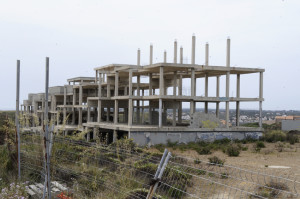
(21, 36, 264, 145)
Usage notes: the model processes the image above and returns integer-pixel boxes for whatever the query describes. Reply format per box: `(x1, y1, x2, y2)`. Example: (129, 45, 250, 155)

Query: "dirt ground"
(173, 142, 300, 177)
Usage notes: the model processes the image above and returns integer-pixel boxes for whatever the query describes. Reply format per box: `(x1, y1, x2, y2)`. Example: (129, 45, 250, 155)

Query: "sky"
(0, 0, 299, 110)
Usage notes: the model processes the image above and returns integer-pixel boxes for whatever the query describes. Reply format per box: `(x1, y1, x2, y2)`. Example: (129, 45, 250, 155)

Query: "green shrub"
(208, 156, 225, 166)
(195, 146, 212, 155)
(286, 134, 299, 145)
(263, 130, 286, 142)
(225, 145, 240, 157)
(256, 141, 265, 148)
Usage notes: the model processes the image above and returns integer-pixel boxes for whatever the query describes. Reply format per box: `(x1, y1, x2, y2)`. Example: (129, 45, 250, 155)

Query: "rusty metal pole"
(45, 57, 51, 198)
(16, 60, 21, 180)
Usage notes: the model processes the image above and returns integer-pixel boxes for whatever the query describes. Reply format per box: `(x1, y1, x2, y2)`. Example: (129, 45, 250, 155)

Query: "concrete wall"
(282, 120, 300, 131)
(130, 131, 263, 146)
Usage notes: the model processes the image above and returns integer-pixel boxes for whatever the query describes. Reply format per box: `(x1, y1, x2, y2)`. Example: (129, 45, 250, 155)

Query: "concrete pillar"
(259, 72, 263, 128)
(190, 68, 195, 115)
(86, 128, 90, 142)
(225, 38, 230, 128)
(95, 70, 98, 83)
(137, 48, 141, 66)
(159, 67, 164, 96)
(236, 74, 240, 126)
(79, 86, 83, 126)
(98, 100, 102, 122)
(205, 42, 209, 113)
(128, 99, 133, 126)
(115, 72, 119, 96)
(164, 50, 167, 63)
(159, 99, 162, 128)
(87, 106, 91, 122)
(149, 73, 152, 95)
(128, 70, 133, 126)
(107, 107, 110, 122)
(141, 89, 144, 124)
(205, 74, 208, 113)
(150, 44, 153, 65)
(216, 76, 220, 118)
(173, 72, 177, 126)
(98, 72, 102, 98)
(137, 75, 140, 123)
(178, 75, 182, 123)
(191, 34, 196, 65)
(113, 130, 117, 142)
(180, 46, 183, 64)
(114, 100, 118, 124)
(174, 40, 177, 63)
(72, 88, 76, 124)
(107, 83, 111, 98)
(63, 86, 67, 123)
(93, 127, 99, 140)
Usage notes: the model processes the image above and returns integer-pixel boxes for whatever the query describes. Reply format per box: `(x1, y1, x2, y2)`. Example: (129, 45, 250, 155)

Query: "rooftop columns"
(164, 51, 167, 63)
(236, 74, 240, 126)
(137, 49, 141, 66)
(191, 35, 196, 65)
(150, 44, 153, 65)
(174, 40, 177, 63)
(259, 72, 263, 128)
(225, 38, 230, 128)
(205, 43, 209, 113)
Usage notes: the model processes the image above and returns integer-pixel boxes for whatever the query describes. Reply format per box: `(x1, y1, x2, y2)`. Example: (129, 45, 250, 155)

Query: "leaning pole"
(16, 60, 21, 179)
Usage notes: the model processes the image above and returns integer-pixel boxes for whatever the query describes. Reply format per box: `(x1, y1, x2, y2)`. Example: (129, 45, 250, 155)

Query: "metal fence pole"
(146, 150, 171, 199)
(16, 60, 21, 180)
(45, 57, 51, 198)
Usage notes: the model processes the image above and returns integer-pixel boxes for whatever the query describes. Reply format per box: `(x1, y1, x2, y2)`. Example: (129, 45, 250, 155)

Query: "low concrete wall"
(282, 120, 300, 131)
(130, 131, 263, 146)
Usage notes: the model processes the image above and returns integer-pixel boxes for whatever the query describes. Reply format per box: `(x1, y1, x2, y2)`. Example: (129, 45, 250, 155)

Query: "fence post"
(146, 150, 171, 199)
(16, 60, 21, 180)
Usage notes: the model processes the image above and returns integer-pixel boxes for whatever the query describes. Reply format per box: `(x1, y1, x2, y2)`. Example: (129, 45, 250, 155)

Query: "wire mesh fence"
(19, 131, 300, 199)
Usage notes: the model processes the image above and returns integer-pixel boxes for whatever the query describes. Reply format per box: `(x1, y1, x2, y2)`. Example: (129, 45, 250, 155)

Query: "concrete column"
(114, 100, 118, 124)
(79, 85, 83, 126)
(98, 100, 102, 122)
(149, 101, 152, 125)
(72, 88, 76, 124)
(115, 72, 119, 96)
(236, 74, 240, 126)
(159, 98, 162, 128)
(216, 76, 220, 118)
(225, 38, 230, 128)
(86, 128, 90, 142)
(107, 83, 111, 98)
(63, 86, 67, 123)
(87, 106, 91, 122)
(164, 50, 167, 63)
(174, 40, 177, 63)
(137, 48, 141, 66)
(129, 70, 133, 96)
(150, 44, 153, 65)
(137, 74, 140, 123)
(128, 99, 133, 126)
(128, 70, 133, 126)
(159, 67, 164, 96)
(98, 73, 102, 98)
(190, 68, 195, 115)
(141, 89, 144, 124)
(93, 127, 99, 140)
(178, 75, 182, 123)
(259, 72, 263, 128)
(106, 106, 110, 122)
(149, 73, 152, 95)
(205, 42, 209, 113)
(205, 74, 208, 113)
(173, 71, 177, 126)
(191, 35, 196, 65)
(95, 70, 98, 83)
(113, 130, 117, 142)
(180, 46, 183, 64)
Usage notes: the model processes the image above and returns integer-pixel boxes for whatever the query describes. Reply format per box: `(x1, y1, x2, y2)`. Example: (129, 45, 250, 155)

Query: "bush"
(208, 156, 225, 166)
(195, 146, 212, 155)
(262, 130, 286, 142)
(256, 141, 265, 148)
(286, 133, 299, 145)
(225, 145, 240, 157)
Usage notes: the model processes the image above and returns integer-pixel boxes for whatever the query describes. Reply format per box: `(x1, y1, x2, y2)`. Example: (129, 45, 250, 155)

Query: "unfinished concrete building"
(21, 36, 264, 145)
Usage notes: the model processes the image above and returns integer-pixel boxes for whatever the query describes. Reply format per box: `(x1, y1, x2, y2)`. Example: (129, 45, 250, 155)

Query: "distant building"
(275, 116, 300, 123)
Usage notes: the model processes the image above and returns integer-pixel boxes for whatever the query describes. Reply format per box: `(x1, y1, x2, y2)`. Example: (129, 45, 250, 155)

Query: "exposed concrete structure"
(21, 35, 265, 145)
